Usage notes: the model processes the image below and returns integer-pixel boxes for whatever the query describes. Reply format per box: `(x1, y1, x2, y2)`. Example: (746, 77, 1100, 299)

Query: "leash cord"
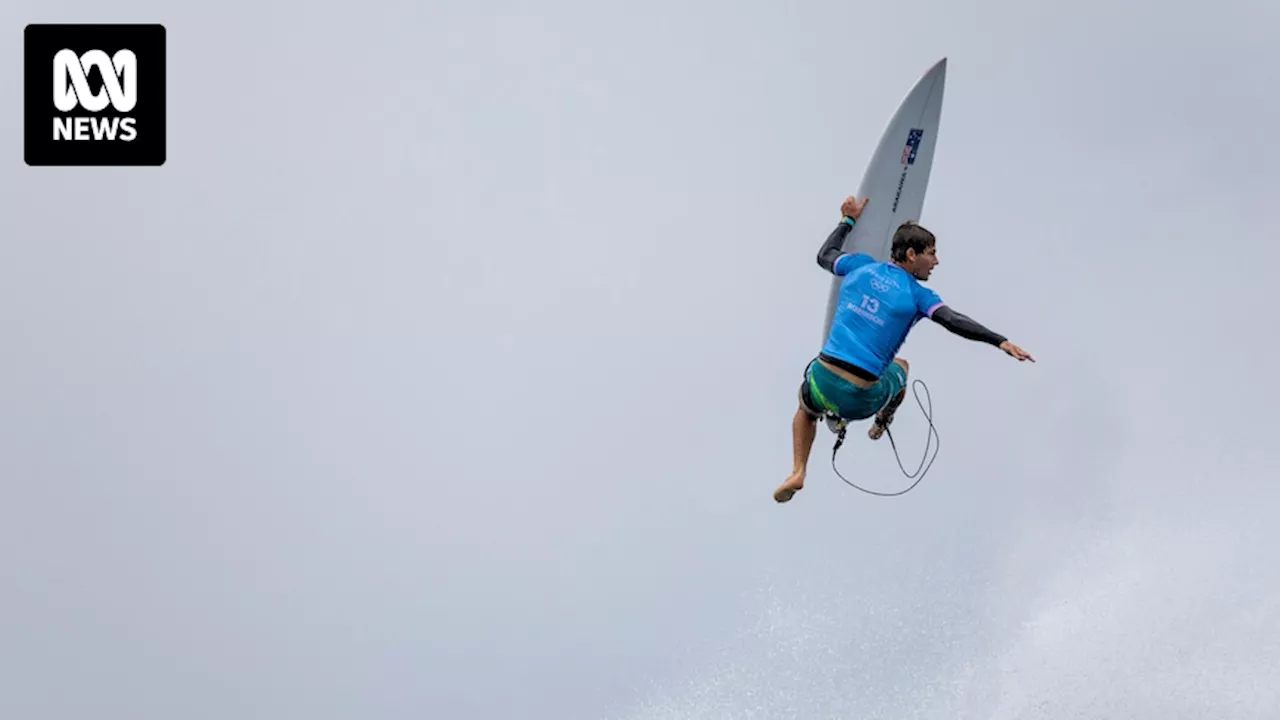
(829, 379, 939, 497)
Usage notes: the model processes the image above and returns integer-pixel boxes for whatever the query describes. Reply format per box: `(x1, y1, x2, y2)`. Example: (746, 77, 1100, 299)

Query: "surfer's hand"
(841, 195, 868, 220)
(1000, 340, 1035, 362)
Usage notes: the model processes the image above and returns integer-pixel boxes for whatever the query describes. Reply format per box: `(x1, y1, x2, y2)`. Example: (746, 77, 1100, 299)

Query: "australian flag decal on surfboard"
(901, 128, 923, 165)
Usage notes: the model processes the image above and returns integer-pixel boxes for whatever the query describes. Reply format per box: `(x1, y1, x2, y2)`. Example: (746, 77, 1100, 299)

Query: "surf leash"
(829, 378, 940, 497)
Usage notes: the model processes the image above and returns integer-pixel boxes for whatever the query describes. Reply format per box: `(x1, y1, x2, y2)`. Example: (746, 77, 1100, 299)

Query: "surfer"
(774, 195, 1034, 503)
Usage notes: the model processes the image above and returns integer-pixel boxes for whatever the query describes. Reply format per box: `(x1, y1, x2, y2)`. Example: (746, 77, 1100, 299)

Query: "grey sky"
(2, 0, 1278, 718)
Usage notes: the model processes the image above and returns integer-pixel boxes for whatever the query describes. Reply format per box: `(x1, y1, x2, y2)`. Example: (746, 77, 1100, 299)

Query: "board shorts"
(798, 357, 906, 421)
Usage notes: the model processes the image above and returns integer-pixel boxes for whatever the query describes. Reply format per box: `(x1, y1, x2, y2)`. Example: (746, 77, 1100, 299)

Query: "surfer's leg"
(775, 404, 818, 503)
(868, 358, 909, 440)
(776, 363, 825, 503)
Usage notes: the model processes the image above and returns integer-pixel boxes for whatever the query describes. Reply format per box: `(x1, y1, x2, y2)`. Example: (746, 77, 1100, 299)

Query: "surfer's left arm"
(817, 195, 872, 275)
(817, 217, 872, 275)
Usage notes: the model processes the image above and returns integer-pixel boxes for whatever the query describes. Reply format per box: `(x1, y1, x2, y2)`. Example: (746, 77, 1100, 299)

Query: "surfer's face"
(906, 245, 939, 280)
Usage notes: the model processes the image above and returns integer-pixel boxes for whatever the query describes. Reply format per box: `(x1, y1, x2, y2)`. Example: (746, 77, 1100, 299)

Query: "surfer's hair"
(891, 221, 936, 262)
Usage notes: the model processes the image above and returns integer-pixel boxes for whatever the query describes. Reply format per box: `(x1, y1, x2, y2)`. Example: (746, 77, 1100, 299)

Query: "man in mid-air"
(774, 195, 1034, 503)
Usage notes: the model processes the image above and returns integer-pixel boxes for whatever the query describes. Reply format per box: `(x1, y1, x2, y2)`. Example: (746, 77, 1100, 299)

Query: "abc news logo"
(25, 24, 166, 166)
(54, 48, 139, 142)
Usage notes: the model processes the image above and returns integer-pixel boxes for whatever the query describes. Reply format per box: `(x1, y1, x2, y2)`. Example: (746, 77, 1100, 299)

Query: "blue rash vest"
(821, 252, 943, 377)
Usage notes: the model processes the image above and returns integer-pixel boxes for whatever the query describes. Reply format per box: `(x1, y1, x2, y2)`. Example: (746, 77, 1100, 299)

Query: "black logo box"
(24, 23, 166, 166)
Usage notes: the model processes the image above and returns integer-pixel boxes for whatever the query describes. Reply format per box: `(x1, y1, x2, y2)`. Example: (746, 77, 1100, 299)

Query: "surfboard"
(821, 58, 947, 341)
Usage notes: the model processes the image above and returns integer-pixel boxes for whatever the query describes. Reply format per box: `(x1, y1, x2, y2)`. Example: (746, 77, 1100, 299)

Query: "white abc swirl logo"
(51, 48, 138, 142)
(53, 49, 137, 112)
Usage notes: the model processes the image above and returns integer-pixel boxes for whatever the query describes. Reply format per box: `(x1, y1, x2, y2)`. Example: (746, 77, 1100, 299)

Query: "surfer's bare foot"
(868, 412, 894, 440)
(774, 472, 805, 503)
(778, 405, 817, 503)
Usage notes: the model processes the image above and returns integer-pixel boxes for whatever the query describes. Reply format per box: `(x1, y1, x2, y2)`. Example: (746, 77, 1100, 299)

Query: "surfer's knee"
(797, 379, 823, 419)
(893, 357, 909, 374)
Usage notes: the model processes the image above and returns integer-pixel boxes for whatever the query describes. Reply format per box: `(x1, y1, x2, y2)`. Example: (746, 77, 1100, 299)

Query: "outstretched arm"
(930, 305, 1007, 346)
(930, 305, 1035, 361)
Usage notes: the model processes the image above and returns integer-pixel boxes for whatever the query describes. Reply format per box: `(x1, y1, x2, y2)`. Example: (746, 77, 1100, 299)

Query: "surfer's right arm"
(926, 301, 1036, 361)
(929, 305, 1008, 346)
(913, 285, 1007, 345)
(817, 217, 873, 276)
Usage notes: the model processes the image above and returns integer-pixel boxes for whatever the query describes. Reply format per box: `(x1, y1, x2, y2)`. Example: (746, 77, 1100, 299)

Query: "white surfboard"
(821, 58, 947, 340)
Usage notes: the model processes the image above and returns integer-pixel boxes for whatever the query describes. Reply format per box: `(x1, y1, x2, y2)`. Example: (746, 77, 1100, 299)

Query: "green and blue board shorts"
(799, 357, 906, 421)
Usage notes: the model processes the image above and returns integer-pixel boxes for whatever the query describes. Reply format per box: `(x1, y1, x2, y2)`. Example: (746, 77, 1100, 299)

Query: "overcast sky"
(2, 0, 1278, 718)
